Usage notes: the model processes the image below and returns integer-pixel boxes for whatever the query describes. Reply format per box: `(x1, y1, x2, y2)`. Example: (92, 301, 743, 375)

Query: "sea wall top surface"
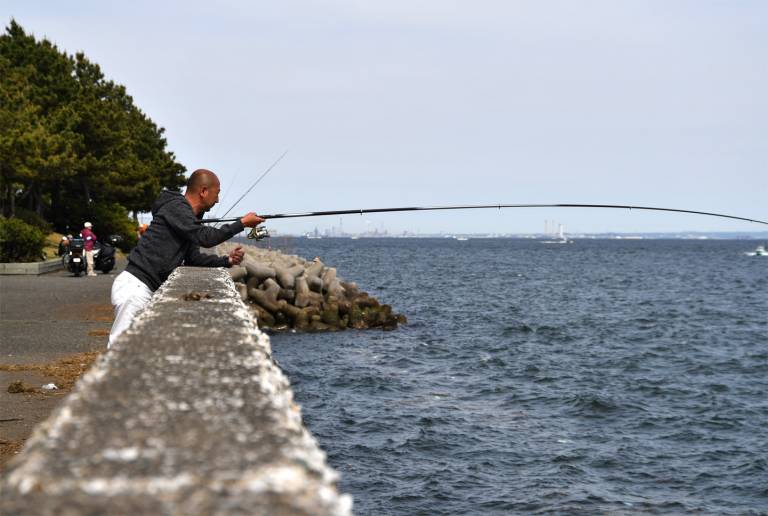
(0, 266, 352, 515)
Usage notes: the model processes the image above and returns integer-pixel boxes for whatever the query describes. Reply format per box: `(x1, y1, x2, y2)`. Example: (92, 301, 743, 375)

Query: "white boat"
(745, 244, 767, 257)
(454, 236, 469, 241)
(541, 224, 571, 244)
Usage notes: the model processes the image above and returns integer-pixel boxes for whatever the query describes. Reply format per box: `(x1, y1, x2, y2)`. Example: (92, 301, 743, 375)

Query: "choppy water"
(269, 238, 768, 515)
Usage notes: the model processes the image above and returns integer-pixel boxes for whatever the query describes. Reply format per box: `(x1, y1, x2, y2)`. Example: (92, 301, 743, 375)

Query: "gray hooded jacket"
(125, 190, 244, 291)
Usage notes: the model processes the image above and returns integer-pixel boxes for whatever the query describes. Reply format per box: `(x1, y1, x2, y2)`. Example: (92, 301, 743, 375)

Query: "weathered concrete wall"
(0, 258, 63, 275)
(0, 266, 352, 515)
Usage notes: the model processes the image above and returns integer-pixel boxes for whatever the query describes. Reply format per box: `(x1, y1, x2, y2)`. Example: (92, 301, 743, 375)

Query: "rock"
(340, 281, 359, 297)
(249, 289, 281, 313)
(294, 277, 311, 308)
(305, 259, 324, 278)
(348, 303, 365, 329)
(337, 299, 351, 316)
(307, 292, 324, 306)
(275, 268, 295, 289)
(355, 293, 380, 308)
(274, 310, 289, 327)
(326, 279, 346, 299)
(287, 264, 305, 278)
(261, 278, 281, 303)
(252, 306, 274, 327)
(228, 266, 247, 282)
(279, 302, 300, 319)
(246, 276, 262, 291)
(235, 282, 248, 301)
(307, 276, 324, 293)
(293, 308, 310, 331)
(363, 307, 380, 326)
(321, 267, 337, 292)
(244, 259, 276, 281)
(308, 320, 331, 332)
(277, 288, 295, 303)
(320, 302, 340, 327)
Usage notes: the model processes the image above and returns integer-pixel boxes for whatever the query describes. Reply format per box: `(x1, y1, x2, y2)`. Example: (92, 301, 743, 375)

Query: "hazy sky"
(5, 1, 767, 234)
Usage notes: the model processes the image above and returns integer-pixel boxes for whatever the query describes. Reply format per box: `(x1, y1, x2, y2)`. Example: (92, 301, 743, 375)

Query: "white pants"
(85, 250, 95, 275)
(109, 271, 153, 348)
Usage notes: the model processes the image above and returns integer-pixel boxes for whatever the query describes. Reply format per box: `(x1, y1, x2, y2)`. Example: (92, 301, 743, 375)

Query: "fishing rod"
(197, 203, 768, 240)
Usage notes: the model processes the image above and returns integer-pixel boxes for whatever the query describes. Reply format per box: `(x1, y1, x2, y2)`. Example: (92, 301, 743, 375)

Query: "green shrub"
(0, 217, 46, 262)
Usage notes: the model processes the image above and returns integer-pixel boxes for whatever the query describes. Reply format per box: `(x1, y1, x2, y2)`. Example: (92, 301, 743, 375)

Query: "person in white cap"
(80, 221, 98, 276)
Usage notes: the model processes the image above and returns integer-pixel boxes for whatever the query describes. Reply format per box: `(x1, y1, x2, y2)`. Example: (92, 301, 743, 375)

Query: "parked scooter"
(67, 237, 86, 277)
(93, 235, 121, 274)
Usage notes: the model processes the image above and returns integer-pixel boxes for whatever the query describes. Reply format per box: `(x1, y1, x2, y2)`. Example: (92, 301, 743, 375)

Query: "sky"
(4, 1, 767, 235)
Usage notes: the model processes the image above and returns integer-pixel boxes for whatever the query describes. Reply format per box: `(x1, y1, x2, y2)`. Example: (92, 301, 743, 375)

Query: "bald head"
(186, 169, 220, 194)
(185, 169, 221, 215)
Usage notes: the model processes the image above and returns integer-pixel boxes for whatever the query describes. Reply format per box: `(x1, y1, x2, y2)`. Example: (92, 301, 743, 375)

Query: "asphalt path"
(0, 258, 126, 365)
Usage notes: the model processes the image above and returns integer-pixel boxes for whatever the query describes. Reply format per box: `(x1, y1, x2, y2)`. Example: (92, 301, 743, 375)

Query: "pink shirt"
(81, 228, 97, 251)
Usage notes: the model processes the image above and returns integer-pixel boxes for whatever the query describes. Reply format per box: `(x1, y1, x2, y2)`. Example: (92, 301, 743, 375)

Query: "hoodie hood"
(152, 190, 187, 216)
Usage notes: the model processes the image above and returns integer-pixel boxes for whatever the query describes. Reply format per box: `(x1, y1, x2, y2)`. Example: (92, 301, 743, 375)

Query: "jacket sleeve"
(163, 201, 245, 248)
(184, 245, 231, 268)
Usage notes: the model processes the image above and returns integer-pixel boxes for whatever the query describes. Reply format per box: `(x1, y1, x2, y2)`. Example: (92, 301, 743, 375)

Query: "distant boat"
(350, 235, 359, 240)
(745, 244, 767, 257)
(454, 236, 469, 241)
(541, 224, 571, 244)
(305, 233, 322, 239)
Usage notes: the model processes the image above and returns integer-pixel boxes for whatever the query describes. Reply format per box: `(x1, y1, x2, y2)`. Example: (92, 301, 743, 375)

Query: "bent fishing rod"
(196, 203, 768, 240)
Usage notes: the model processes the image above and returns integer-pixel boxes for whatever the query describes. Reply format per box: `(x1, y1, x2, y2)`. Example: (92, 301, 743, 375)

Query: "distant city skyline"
(5, 1, 767, 234)
(258, 219, 768, 240)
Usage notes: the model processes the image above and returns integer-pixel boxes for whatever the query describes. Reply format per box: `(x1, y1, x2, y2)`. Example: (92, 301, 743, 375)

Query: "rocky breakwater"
(219, 243, 406, 332)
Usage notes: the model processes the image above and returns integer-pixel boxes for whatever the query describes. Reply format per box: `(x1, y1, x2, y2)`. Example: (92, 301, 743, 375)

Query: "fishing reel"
(247, 225, 270, 241)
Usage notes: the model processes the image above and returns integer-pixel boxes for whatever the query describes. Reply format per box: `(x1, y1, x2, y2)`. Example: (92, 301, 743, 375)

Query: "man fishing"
(108, 168, 264, 348)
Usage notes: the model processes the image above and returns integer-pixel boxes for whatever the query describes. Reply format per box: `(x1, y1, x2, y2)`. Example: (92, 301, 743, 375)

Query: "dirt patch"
(87, 328, 111, 337)
(0, 351, 102, 470)
(0, 351, 102, 390)
(0, 440, 25, 466)
(54, 303, 114, 322)
(7, 381, 37, 394)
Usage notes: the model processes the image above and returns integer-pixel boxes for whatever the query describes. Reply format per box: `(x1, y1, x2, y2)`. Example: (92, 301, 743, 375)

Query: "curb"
(0, 259, 64, 275)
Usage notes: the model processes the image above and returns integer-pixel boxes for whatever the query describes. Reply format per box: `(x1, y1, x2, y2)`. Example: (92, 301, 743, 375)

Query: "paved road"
(0, 259, 126, 365)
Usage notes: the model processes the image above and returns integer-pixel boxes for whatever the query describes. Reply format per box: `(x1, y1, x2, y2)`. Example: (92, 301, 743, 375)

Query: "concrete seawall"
(0, 266, 352, 515)
(0, 258, 63, 275)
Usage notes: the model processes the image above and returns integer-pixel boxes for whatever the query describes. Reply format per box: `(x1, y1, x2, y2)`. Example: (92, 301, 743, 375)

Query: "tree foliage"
(0, 20, 185, 242)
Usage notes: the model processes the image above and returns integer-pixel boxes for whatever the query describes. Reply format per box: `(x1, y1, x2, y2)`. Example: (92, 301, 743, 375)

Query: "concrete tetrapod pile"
(218, 243, 406, 332)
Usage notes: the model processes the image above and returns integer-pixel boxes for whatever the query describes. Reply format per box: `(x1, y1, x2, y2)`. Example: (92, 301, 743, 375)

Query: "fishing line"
(211, 168, 240, 221)
(215, 149, 289, 224)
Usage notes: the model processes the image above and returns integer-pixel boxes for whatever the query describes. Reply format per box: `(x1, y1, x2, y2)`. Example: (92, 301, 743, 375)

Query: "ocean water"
(268, 238, 768, 515)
